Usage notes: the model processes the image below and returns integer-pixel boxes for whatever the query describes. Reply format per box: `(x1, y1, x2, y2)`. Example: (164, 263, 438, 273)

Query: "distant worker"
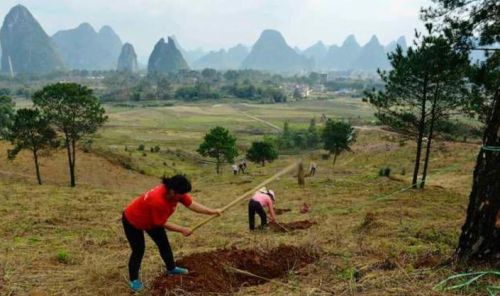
(122, 175, 221, 292)
(309, 162, 317, 176)
(232, 163, 239, 175)
(248, 187, 276, 230)
(238, 160, 247, 174)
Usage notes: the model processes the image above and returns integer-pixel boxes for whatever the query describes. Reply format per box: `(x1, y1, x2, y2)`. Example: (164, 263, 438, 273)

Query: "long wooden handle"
(190, 162, 298, 232)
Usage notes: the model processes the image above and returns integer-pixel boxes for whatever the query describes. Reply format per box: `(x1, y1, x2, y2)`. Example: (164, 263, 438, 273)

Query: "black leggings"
(248, 200, 267, 230)
(122, 213, 176, 281)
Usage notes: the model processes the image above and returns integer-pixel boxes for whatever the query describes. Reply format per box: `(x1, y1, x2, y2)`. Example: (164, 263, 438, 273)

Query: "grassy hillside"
(0, 99, 494, 295)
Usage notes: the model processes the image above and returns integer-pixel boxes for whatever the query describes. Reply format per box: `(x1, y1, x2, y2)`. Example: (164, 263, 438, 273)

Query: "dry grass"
(0, 101, 491, 296)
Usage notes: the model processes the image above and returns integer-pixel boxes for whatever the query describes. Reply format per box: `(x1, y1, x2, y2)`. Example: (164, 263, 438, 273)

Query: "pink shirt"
(252, 192, 273, 208)
(252, 192, 276, 219)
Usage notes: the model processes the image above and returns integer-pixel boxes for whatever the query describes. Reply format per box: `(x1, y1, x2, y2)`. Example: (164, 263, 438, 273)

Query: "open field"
(0, 98, 496, 295)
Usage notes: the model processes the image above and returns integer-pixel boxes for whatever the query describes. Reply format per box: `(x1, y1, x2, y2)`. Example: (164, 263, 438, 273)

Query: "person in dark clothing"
(122, 175, 221, 292)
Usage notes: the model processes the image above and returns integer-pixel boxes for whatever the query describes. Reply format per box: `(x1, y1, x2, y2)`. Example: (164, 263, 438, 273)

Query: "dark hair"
(162, 174, 192, 194)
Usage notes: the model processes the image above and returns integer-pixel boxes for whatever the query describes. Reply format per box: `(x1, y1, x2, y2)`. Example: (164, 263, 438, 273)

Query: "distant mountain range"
(0, 4, 411, 75)
(193, 44, 249, 70)
(52, 23, 123, 70)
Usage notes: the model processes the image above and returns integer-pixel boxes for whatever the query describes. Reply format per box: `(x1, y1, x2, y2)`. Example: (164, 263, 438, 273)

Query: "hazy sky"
(0, 0, 428, 60)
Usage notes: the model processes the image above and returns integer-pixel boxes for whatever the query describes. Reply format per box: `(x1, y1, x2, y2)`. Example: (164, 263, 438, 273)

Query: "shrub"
(82, 138, 93, 153)
(57, 250, 69, 264)
(138, 144, 145, 151)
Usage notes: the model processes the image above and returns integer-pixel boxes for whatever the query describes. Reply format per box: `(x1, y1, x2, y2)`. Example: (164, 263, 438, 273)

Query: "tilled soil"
(151, 245, 317, 295)
(269, 220, 316, 233)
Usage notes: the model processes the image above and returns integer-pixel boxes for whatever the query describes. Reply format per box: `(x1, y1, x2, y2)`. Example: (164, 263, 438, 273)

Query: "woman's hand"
(212, 209, 223, 216)
(165, 222, 192, 237)
(180, 227, 192, 237)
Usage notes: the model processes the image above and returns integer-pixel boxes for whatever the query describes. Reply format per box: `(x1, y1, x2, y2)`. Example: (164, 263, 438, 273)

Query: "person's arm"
(268, 201, 276, 222)
(188, 201, 222, 216)
(164, 222, 192, 237)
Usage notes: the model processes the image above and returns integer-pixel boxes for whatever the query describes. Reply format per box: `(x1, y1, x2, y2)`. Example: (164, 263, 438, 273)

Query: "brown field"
(0, 100, 496, 295)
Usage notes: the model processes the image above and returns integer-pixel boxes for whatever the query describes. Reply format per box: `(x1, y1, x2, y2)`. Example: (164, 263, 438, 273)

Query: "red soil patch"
(269, 220, 316, 233)
(151, 245, 317, 295)
(274, 208, 291, 215)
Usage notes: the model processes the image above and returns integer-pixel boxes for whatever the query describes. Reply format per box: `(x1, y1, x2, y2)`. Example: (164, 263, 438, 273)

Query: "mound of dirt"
(274, 208, 291, 215)
(151, 245, 317, 295)
(269, 220, 316, 233)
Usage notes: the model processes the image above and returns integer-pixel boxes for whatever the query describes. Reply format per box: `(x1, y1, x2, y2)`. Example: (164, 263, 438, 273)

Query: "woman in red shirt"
(122, 175, 220, 292)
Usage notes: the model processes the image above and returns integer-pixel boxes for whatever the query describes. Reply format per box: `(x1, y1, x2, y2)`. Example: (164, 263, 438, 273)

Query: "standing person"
(242, 160, 247, 173)
(309, 162, 317, 176)
(248, 187, 276, 230)
(231, 163, 239, 175)
(122, 175, 221, 292)
(238, 162, 245, 174)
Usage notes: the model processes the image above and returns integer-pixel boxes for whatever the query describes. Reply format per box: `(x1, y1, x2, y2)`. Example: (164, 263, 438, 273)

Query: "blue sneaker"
(129, 279, 143, 292)
(167, 266, 189, 275)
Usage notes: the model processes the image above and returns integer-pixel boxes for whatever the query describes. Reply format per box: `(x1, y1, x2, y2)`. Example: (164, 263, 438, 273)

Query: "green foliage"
(464, 52, 499, 124)
(246, 141, 279, 166)
(367, 32, 469, 137)
(307, 118, 320, 148)
(322, 119, 356, 165)
(262, 87, 287, 103)
(0, 88, 11, 96)
(33, 83, 107, 187)
(81, 138, 93, 153)
(224, 82, 260, 100)
(201, 68, 218, 82)
(138, 144, 145, 151)
(8, 108, 59, 184)
(175, 83, 220, 101)
(33, 83, 107, 141)
(155, 77, 173, 100)
(277, 119, 322, 151)
(366, 29, 470, 188)
(56, 250, 69, 264)
(0, 95, 15, 139)
(197, 126, 238, 174)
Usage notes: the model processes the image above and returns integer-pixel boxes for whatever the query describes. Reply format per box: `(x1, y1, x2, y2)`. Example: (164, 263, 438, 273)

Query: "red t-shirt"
(124, 184, 193, 230)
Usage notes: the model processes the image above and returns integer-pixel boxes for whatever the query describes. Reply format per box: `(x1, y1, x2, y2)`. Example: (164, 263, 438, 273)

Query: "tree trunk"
(412, 76, 429, 189)
(64, 133, 76, 187)
(33, 149, 42, 185)
(71, 138, 76, 187)
(421, 97, 438, 189)
(332, 153, 338, 167)
(455, 88, 500, 262)
(298, 162, 305, 187)
(216, 155, 220, 174)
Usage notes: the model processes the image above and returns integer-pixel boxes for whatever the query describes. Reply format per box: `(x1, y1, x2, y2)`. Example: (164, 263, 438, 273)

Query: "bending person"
(248, 187, 276, 230)
(122, 175, 220, 292)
